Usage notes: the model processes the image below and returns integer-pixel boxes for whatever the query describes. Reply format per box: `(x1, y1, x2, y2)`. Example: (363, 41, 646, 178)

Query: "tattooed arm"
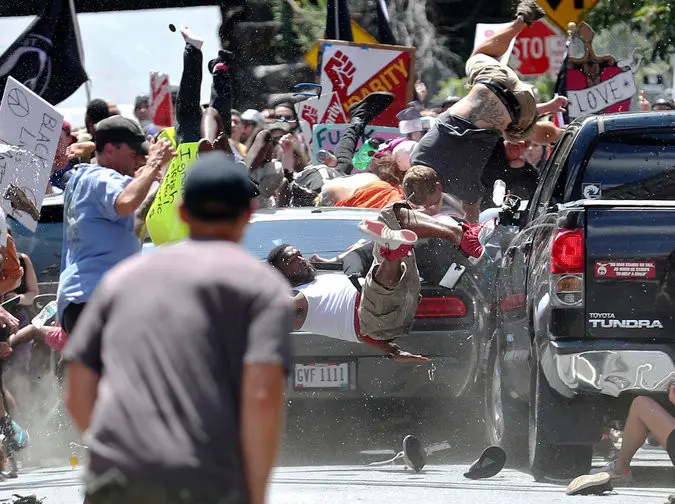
(450, 85, 512, 131)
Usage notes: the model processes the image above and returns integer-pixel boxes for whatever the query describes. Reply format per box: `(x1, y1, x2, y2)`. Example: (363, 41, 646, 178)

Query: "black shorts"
(667, 429, 675, 466)
(410, 113, 501, 204)
(62, 302, 87, 335)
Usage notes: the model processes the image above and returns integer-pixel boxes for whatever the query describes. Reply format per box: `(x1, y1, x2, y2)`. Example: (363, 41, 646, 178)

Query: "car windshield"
(243, 218, 367, 260)
(582, 133, 675, 199)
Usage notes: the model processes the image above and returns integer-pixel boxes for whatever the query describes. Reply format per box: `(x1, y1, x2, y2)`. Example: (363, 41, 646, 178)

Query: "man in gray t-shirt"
(64, 152, 293, 504)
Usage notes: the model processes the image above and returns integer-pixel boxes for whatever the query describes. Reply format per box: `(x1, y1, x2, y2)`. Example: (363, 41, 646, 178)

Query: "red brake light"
(415, 297, 466, 318)
(551, 229, 584, 274)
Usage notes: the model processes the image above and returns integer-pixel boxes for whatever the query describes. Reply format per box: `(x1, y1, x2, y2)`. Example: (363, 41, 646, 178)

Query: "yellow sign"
(304, 21, 378, 70)
(540, 0, 600, 32)
(145, 141, 198, 245)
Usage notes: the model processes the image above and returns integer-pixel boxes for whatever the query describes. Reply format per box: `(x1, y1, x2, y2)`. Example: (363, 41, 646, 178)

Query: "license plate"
(294, 362, 350, 390)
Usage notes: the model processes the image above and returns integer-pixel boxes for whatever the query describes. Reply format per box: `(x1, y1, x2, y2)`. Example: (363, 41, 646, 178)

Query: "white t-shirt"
(297, 273, 359, 343)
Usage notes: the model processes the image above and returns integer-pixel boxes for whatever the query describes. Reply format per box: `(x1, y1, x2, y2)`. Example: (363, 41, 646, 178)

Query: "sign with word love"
(0, 77, 63, 231)
(150, 72, 173, 128)
(311, 123, 401, 163)
(317, 40, 415, 128)
(512, 20, 565, 78)
(294, 91, 347, 148)
(565, 23, 639, 118)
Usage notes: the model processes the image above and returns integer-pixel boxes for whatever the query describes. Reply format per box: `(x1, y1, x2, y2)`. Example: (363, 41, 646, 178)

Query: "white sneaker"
(590, 459, 632, 483)
(566, 472, 612, 496)
(358, 220, 417, 250)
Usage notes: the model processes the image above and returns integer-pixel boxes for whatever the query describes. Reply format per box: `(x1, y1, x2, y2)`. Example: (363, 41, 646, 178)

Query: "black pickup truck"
(484, 112, 675, 480)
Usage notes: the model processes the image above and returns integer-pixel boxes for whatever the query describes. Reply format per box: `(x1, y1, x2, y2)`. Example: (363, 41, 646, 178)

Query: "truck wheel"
(528, 349, 592, 481)
(484, 331, 528, 464)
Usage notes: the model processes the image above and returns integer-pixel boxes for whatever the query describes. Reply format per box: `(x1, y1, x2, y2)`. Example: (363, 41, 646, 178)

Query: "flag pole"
(555, 22, 576, 127)
(68, 0, 91, 105)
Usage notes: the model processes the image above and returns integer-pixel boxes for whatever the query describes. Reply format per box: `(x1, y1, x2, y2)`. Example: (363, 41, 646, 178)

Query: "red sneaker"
(458, 218, 497, 264)
(358, 220, 417, 260)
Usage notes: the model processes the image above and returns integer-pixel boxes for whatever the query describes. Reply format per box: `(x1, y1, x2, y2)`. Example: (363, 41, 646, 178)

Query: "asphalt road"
(0, 453, 672, 504)
(1, 400, 672, 503)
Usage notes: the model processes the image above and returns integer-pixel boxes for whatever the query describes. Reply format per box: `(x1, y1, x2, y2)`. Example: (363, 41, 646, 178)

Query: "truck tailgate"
(586, 207, 675, 338)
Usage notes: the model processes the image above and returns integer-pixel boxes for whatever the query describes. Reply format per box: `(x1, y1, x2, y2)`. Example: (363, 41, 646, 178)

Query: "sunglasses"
(275, 115, 297, 123)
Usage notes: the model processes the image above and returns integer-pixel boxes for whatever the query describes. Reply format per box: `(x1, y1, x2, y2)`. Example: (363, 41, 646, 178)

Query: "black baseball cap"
(183, 152, 259, 221)
(95, 116, 150, 155)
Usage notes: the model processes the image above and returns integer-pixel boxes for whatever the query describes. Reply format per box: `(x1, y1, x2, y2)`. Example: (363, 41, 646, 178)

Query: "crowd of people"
(0, 0, 670, 502)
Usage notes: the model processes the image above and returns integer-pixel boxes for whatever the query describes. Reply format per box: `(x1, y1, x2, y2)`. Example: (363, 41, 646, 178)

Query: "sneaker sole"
(358, 220, 418, 249)
(566, 472, 612, 496)
(402, 435, 426, 473)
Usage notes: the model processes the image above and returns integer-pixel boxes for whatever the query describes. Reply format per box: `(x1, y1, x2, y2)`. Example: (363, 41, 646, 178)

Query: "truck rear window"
(582, 133, 675, 200)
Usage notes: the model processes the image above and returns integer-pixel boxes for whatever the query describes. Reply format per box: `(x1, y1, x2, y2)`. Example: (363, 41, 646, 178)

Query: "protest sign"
(150, 72, 174, 128)
(311, 123, 401, 163)
(0, 76, 63, 231)
(295, 91, 347, 149)
(317, 40, 415, 128)
(565, 23, 638, 118)
(145, 138, 198, 245)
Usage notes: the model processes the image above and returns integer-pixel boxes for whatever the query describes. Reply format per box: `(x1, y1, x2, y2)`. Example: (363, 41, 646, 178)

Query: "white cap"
(393, 140, 417, 172)
(241, 109, 265, 125)
(0, 207, 8, 248)
(399, 118, 423, 135)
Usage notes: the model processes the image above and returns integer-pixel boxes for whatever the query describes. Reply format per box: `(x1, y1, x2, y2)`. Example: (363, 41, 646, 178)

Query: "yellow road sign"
(539, 0, 600, 32)
(304, 21, 378, 70)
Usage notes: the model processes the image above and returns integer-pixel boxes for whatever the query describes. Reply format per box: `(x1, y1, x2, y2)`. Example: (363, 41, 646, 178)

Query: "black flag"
(552, 48, 569, 126)
(0, 0, 88, 105)
(325, 0, 354, 41)
(376, 0, 397, 45)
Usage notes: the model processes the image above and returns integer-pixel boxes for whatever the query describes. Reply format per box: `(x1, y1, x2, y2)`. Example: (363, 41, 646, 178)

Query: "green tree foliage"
(586, 0, 673, 61)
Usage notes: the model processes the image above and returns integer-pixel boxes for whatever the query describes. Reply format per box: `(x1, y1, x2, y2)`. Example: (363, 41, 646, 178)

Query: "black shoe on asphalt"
(516, 0, 546, 25)
(402, 435, 426, 473)
(566, 472, 613, 496)
(348, 92, 395, 124)
(463, 446, 506, 480)
(208, 49, 234, 74)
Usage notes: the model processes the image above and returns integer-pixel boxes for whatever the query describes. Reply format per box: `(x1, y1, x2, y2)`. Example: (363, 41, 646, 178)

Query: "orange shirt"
(335, 181, 404, 209)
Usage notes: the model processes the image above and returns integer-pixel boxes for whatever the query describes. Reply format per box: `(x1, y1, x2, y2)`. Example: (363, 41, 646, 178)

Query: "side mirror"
(499, 194, 524, 227)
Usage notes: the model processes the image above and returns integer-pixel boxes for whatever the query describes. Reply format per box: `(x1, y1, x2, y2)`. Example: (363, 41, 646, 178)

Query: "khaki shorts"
(358, 202, 422, 341)
(465, 53, 538, 139)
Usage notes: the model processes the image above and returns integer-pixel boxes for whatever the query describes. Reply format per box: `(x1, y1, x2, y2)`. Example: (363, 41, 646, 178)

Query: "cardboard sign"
(566, 23, 638, 118)
(595, 261, 656, 279)
(474, 23, 517, 65)
(0, 77, 63, 231)
(294, 92, 347, 149)
(150, 72, 174, 128)
(317, 40, 415, 128)
(145, 141, 197, 245)
(311, 123, 401, 163)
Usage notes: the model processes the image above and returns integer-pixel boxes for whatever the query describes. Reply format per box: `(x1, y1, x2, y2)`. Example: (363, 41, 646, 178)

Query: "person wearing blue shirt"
(57, 116, 175, 335)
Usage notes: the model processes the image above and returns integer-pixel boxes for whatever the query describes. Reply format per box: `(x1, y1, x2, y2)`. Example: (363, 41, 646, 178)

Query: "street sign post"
(539, 0, 600, 33)
(512, 20, 565, 76)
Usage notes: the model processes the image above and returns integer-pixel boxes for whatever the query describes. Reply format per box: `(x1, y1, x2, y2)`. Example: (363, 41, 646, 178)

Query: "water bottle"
(32, 300, 57, 328)
(492, 179, 507, 207)
(317, 149, 338, 168)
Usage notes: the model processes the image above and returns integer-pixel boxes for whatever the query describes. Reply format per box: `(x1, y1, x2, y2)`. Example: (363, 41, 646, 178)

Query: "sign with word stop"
(512, 20, 565, 77)
(317, 40, 416, 128)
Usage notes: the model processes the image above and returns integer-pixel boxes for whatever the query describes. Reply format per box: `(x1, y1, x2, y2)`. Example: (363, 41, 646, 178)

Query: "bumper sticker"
(595, 260, 656, 279)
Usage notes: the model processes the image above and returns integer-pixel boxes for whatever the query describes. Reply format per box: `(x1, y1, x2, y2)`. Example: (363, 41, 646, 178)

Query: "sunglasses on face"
(275, 115, 297, 123)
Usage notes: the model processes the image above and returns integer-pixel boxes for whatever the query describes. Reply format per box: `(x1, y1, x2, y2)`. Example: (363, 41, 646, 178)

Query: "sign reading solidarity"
(0, 77, 63, 231)
(512, 20, 565, 78)
(539, 0, 600, 33)
(317, 40, 415, 128)
(311, 123, 401, 163)
(566, 23, 638, 118)
(150, 72, 174, 128)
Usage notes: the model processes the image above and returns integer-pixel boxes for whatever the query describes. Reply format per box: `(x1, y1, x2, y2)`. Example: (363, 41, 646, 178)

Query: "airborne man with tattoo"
(410, 0, 568, 222)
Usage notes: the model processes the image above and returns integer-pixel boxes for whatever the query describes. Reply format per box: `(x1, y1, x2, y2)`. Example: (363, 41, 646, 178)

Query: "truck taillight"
(415, 297, 466, 318)
(551, 229, 584, 274)
(551, 228, 584, 307)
